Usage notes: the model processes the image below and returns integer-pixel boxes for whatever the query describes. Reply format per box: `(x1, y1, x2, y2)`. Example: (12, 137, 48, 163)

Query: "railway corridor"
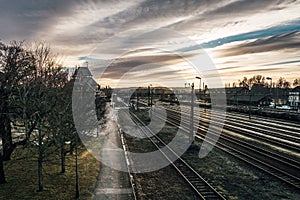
(106, 98, 300, 199)
(163, 104, 300, 189)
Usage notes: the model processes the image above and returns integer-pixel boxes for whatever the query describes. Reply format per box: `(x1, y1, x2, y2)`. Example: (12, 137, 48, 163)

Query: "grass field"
(0, 145, 100, 200)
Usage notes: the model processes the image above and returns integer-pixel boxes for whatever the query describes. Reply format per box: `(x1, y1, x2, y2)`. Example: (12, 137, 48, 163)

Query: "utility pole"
(190, 83, 195, 144)
(266, 77, 272, 107)
(196, 76, 201, 96)
(245, 83, 252, 120)
(136, 90, 139, 110)
(150, 87, 153, 107)
(235, 87, 238, 107)
(275, 86, 278, 108)
(249, 91, 252, 120)
(148, 85, 150, 106)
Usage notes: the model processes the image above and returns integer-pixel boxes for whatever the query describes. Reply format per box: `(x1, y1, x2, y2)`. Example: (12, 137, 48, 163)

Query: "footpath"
(93, 107, 135, 200)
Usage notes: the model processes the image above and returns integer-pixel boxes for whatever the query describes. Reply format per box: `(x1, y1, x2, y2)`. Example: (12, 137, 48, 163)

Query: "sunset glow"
(1, 0, 299, 88)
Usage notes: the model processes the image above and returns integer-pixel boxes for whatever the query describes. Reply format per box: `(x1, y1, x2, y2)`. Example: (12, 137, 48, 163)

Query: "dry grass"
(0, 146, 100, 200)
(184, 143, 300, 200)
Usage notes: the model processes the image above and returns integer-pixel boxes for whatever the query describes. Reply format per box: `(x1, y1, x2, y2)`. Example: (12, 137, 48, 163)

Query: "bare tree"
(48, 84, 75, 174)
(0, 41, 68, 186)
(254, 75, 263, 83)
(293, 78, 300, 87)
(238, 75, 268, 88)
(0, 41, 36, 184)
(276, 77, 290, 88)
(0, 41, 36, 161)
(238, 77, 248, 87)
(283, 81, 291, 88)
(28, 42, 68, 191)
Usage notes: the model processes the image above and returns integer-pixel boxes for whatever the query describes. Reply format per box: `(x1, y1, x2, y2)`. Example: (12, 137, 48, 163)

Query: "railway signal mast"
(266, 77, 272, 107)
(190, 83, 195, 144)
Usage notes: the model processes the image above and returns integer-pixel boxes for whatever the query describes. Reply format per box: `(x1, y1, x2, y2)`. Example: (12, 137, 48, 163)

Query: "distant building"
(289, 86, 300, 110)
(71, 67, 98, 92)
(269, 87, 290, 106)
(207, 84, 271, 106)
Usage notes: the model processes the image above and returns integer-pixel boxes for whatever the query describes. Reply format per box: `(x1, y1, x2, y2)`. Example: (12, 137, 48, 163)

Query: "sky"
(0, 0, 299, 88)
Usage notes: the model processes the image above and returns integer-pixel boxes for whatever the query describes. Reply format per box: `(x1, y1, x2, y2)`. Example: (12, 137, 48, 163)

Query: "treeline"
(0, 41, 106, 192)
(229, 75, 300, 88)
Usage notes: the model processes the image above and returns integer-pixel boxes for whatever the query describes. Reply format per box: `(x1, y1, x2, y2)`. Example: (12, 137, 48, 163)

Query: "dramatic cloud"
(0, 0, 299, 87)
(217, 31, 300, 57)
(90, 52, 196, 80)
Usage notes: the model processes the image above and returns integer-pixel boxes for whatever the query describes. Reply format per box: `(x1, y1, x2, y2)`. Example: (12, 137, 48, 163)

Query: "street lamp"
(195, 76, 201, 94)
(73, 131, 80, 200)
(136, 89, 139, 110)
(148, 84, 153, 118)
(149, 84, 153, 107)
(244, 83, 252, 119)
(148, 85, 151, 106)
(190, 83, 195, 144)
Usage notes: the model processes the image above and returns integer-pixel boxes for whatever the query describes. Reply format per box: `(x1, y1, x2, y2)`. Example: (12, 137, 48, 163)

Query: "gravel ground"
(125, 133, 198, 200)
(183, 139, 300, 200)
(118, 108, 198, 199)
(117, 107, 300, 200)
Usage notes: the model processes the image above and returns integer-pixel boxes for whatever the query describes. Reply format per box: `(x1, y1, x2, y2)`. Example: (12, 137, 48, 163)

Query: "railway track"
(135, 99, 300, 157)
(121, 98, 300, 189)
(197, 112, 300, 152)
(166, 104, 300, 152)
(149, 103, 300, 190)
(124, 109, 226, 200)
(200, 109, 300, 143)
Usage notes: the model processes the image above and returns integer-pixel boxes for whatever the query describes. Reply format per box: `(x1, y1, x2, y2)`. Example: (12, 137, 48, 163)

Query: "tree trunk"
(38, 157, 43, 191)
(0, 106, 14, 161)
(61, 139, 66, 173)
(38, 129, 43, 191)
(0, 154, 7, 184)
(69, 141, 74, 155)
